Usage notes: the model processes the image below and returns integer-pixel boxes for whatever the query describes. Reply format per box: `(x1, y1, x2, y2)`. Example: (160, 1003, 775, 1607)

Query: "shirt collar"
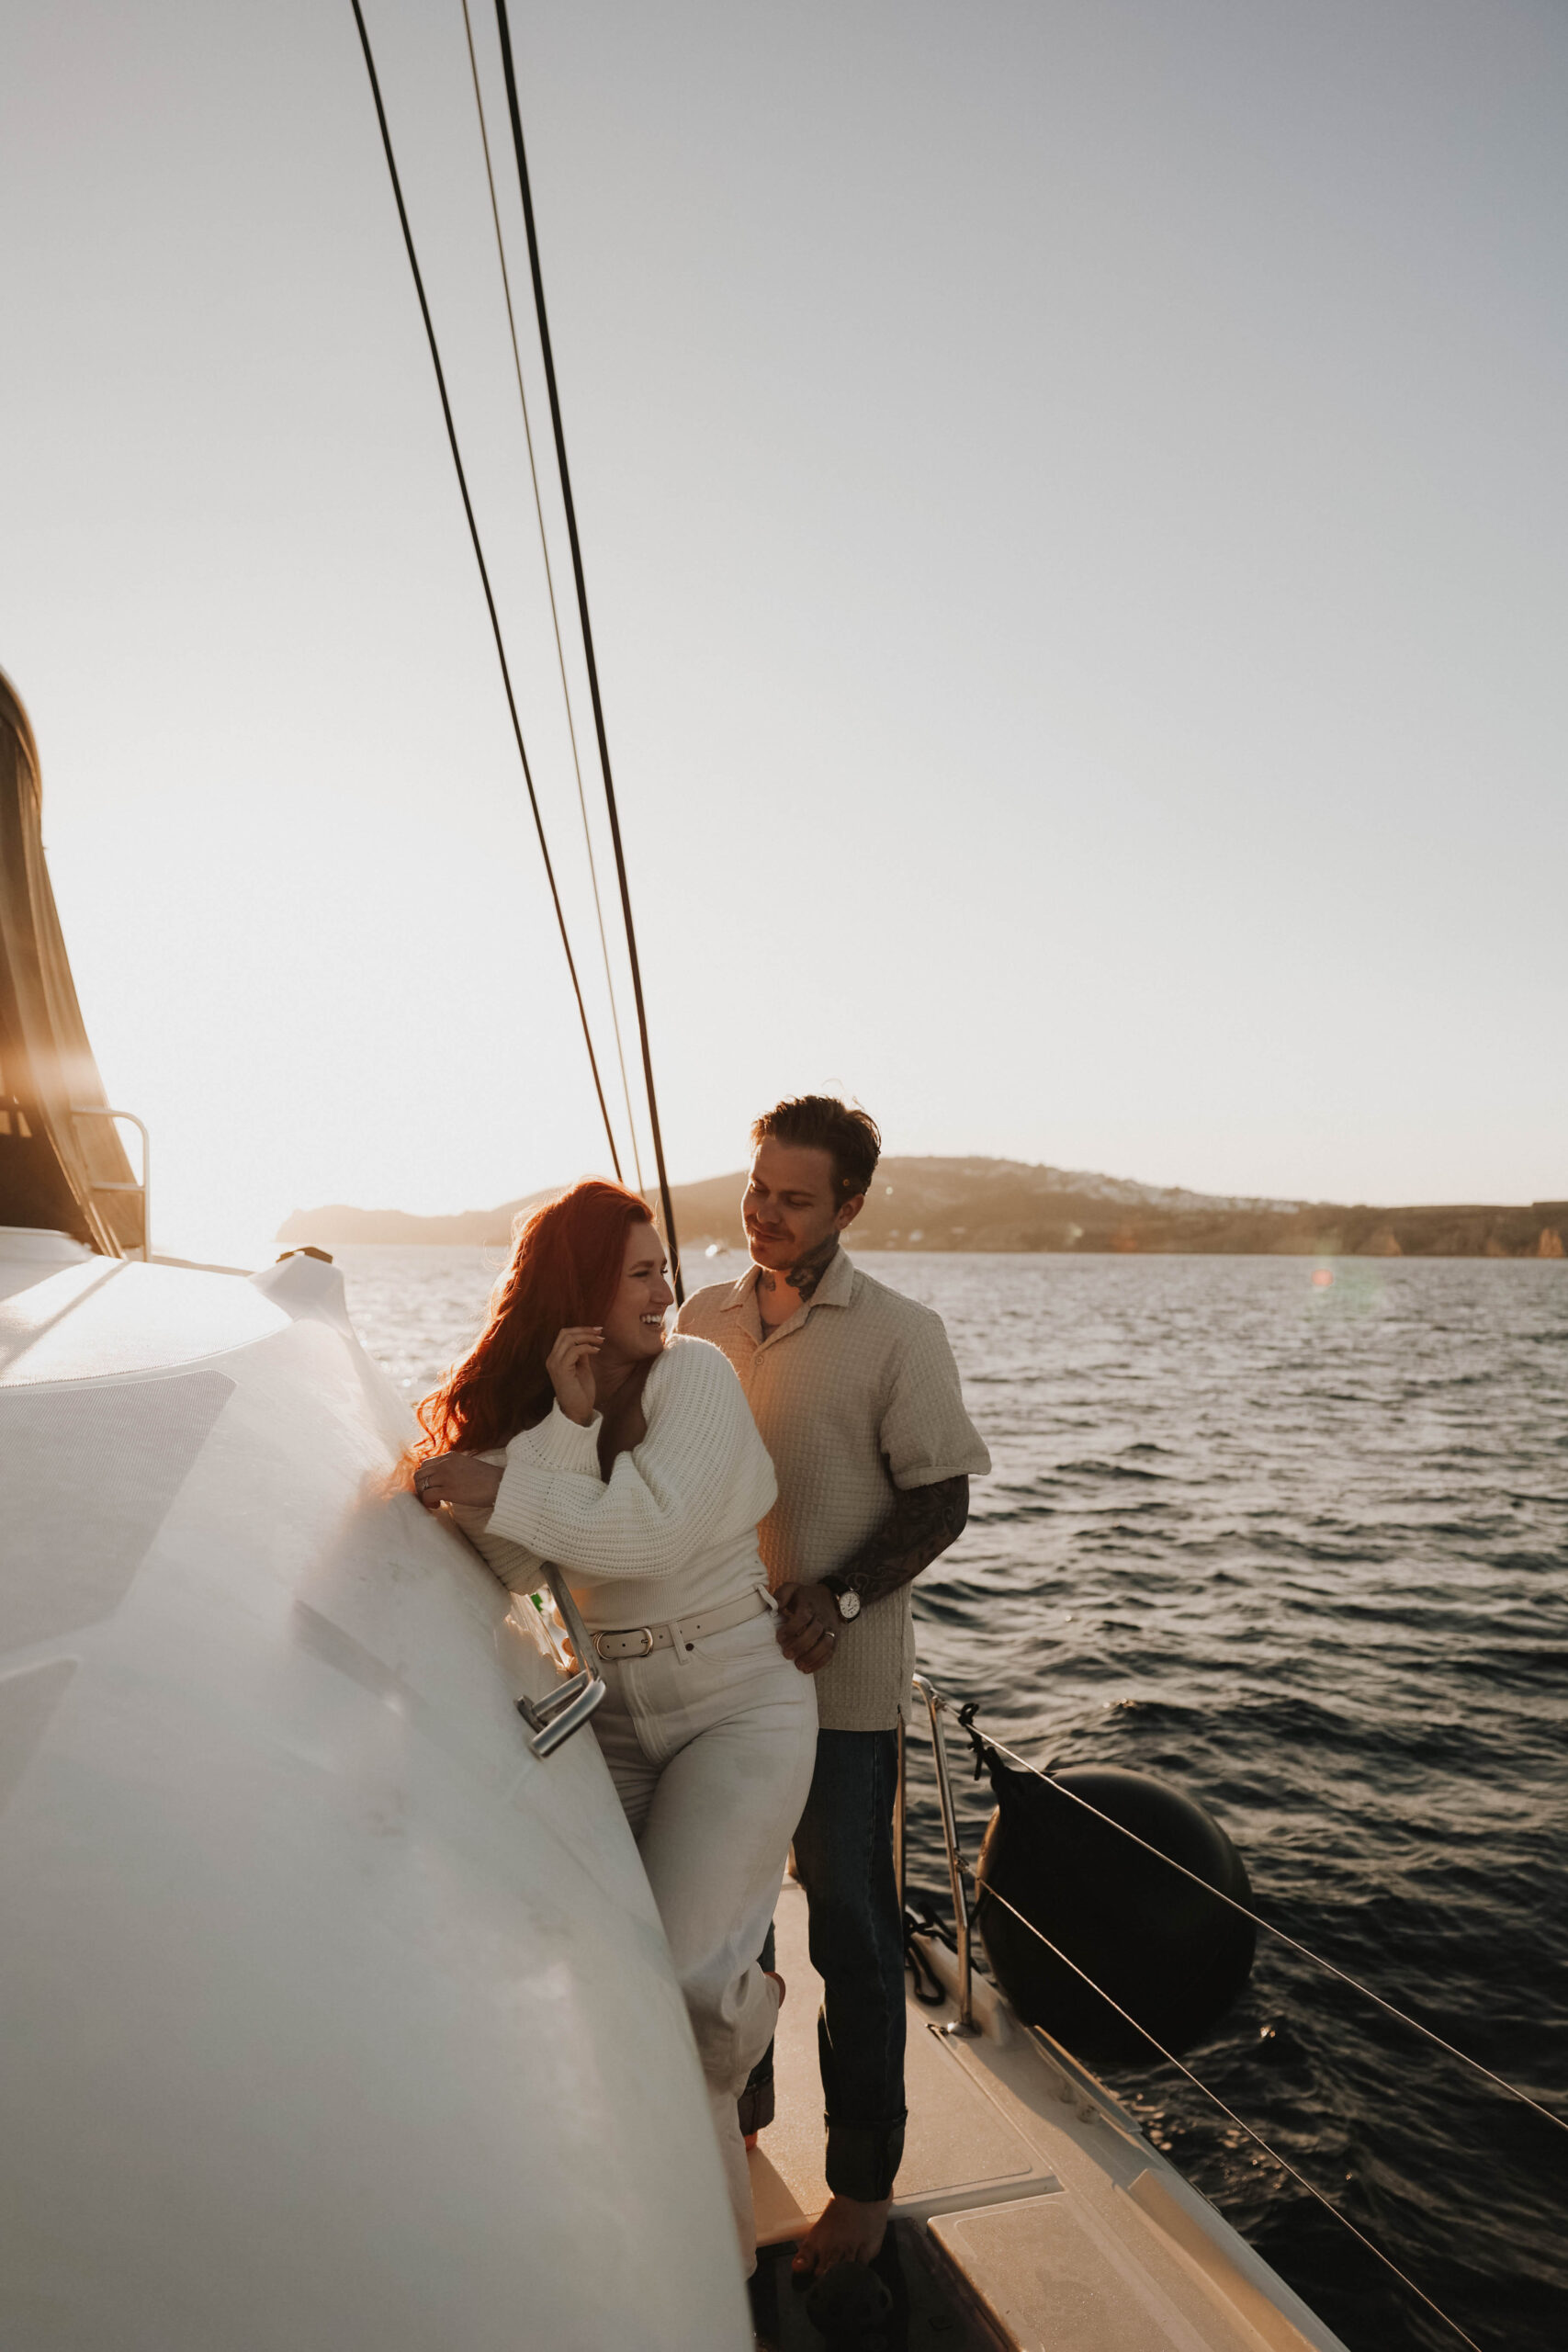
(719, 1245, 855, 1331)
(720, 1265, 762, 1313)
(812, 1246, 856, 1307)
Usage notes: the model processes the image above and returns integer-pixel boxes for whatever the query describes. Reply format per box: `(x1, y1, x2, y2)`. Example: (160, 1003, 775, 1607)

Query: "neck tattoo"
(761, 1230, 840, 1306)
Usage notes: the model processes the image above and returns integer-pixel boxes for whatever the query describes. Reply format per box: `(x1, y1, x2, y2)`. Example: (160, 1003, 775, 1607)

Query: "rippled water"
(336, 1244, 1568, 2352)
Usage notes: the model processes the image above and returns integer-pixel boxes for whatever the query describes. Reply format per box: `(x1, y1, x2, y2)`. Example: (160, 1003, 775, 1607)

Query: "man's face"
(742, 1136, 862, 1272)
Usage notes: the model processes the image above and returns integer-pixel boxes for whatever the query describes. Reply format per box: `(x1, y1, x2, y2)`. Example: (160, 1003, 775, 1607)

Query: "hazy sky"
(5, 0, 1565, 1258)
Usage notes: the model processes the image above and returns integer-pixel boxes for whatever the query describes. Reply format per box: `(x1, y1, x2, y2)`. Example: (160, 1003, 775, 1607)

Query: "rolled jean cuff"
(824, 2117, 906, 2202)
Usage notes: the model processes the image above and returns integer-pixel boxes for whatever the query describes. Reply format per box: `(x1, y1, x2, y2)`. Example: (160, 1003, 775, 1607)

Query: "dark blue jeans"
(791, 1728, 908, 2202)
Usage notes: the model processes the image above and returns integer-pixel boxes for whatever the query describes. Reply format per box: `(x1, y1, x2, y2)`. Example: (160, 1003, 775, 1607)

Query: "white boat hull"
(0, 1240, 750, 2351)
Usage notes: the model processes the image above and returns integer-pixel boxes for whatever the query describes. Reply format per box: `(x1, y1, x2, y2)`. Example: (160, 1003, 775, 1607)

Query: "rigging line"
(347, 0, 624, 1184)
(490, 0, 684, 1303)
(457, 0, 645, 1200)
(969, 1871, 1483, 2352)
(947, 1703, 1568, 2142)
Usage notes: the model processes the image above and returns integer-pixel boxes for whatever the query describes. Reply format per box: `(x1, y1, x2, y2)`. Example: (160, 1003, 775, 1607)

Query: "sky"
(4, 0, 1565, 1261)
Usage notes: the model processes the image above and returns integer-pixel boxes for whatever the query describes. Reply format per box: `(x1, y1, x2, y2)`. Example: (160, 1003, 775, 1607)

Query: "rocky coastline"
(277, 1159, 1568, 1261)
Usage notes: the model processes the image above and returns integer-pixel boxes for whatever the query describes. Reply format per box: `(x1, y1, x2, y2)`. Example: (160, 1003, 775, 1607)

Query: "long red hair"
(412, 1179, 655, 1463)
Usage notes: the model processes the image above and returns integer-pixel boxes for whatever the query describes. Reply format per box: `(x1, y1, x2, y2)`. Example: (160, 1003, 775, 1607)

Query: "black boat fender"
(973, 1750, 1257, 2066)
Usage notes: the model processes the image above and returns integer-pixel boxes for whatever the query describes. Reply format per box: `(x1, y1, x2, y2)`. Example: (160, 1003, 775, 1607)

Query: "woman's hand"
(546, 1327, 603, 1426)
(413, 1453, 503, 1513)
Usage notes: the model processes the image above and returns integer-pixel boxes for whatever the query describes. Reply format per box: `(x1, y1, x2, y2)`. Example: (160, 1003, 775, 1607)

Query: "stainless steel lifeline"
(903, 1679, 1508, 2349)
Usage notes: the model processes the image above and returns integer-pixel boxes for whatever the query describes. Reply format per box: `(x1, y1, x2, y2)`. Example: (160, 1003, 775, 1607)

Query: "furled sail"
(0, 669, 141, 1253)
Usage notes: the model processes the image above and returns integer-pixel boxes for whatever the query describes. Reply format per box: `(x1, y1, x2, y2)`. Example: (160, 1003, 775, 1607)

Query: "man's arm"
(835, 1472, 970, 1606)
(774, 1474, 970, 1673)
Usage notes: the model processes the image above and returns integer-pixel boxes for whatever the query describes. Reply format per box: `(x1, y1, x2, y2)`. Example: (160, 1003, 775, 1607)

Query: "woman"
(411, 1180, 817, 2271)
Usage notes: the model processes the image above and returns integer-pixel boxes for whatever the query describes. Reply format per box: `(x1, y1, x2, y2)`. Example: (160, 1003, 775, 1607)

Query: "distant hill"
(276, 1191, 558, 1249)
(276, 1159, 1568, 1261)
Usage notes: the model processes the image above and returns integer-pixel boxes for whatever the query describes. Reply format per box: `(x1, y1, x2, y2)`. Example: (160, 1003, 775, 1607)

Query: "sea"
(333, 1242, 1568, 2352)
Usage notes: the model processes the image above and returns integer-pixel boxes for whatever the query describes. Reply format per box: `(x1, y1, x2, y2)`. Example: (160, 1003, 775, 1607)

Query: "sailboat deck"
(750, 1878, 1348, 2352)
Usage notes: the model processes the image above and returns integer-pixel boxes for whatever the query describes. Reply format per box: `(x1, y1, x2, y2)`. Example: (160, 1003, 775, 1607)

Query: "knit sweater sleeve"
(445, 1451, 546, 1597)
(484, 1336, 776, 1582)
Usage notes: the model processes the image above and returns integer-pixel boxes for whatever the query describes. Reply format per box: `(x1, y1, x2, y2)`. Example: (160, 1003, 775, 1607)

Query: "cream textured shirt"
(453, 1335, 777, 1634)
(677, 1250, 989, 1731)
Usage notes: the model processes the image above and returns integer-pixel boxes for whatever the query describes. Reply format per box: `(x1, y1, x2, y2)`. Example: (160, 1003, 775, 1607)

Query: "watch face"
(837, 1589, 862, 1621)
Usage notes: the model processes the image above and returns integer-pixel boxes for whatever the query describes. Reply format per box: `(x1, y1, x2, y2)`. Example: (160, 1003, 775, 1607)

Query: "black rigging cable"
(490, 0, 684, 1301)
(347, 0, 624, 1182)
(457, 0, 647, 1201)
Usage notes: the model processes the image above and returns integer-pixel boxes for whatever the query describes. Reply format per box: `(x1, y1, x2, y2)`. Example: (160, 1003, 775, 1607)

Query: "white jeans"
(590, 1601, 818, 2271)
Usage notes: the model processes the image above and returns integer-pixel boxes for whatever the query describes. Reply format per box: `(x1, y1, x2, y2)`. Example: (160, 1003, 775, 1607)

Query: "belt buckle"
(596, 1624, 655, 1658)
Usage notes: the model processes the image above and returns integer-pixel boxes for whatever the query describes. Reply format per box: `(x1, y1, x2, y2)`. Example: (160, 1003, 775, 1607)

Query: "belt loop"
(670, 1614, 694, 1663)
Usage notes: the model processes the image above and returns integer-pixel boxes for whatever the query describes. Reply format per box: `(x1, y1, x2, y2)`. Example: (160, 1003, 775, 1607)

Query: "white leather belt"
(591, 1587, 773, 1661)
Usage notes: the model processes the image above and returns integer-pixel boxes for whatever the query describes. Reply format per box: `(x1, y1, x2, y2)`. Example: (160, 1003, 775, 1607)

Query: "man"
(677, 1096, 989, 2276)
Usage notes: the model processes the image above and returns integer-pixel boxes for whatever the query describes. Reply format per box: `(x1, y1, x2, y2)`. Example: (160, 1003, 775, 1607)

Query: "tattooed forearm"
(760, 1231, 840, 1302)
(833, 1474, 969, 1608)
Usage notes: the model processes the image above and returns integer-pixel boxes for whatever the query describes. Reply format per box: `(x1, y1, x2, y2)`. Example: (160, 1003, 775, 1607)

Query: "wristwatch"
(821, 1576, 862, 1623)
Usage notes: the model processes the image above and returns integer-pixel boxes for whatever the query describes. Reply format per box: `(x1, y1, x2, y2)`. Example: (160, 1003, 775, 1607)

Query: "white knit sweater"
(456, 1334, 778, 1633)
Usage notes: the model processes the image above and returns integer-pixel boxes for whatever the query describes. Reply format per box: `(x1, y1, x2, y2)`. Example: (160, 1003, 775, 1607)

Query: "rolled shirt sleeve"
(879, 1311, 992, 1490)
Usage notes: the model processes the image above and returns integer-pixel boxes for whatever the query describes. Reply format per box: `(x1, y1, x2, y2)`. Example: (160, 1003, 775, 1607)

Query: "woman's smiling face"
(601, 1219, 674, 1361)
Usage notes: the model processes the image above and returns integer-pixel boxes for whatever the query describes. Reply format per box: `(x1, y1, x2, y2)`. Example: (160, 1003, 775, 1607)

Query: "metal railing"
(70, 1105, 150, 1261)
(904, 1673, 977, 2034)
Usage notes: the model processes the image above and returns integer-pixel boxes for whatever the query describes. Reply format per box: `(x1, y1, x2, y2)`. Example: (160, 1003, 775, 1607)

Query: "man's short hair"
(750, 1096, 882, 1204)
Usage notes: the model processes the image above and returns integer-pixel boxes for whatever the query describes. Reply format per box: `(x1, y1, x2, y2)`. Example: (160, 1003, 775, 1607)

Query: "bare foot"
(791, 2193, 892, 2275)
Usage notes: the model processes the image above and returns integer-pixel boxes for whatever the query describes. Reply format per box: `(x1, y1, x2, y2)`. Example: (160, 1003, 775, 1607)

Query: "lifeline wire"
(970, 1871, 1483, 2352)
(491, 0, 684, 1302)
(958, 1707, 1568, 2142)
(347, 0, 624, 1182)
(457, 0, 646, 1200)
